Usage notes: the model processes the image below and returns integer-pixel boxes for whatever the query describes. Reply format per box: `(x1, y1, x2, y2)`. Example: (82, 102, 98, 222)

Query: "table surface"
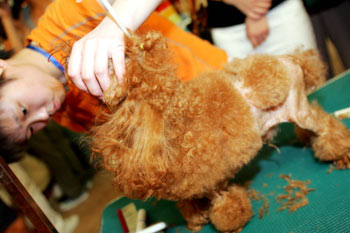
(101, 70, 350, 233)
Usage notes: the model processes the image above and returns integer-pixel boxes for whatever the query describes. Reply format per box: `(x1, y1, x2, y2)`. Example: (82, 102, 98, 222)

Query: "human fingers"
(252, 5, 269, 15)
(110, 45, 125, 85)
(248, 0, 271, 19)
(94, 41, 111, 92)
(246, 31, 259, 48)
(245, 19, 260, 48)
(81, 39, 104, 97)
(67, 41, 88, 93)
(254, 18, 270, 47)
(262, 25, 269, 41)
(255, 29, 268, 46)
(259, 17, 270, 42)
(255, 34, 265, 47)
(251, 37, 259, 49)
(248, 6, 270, 19)
(255, 0, 272, 8)
(247, 11, 264, 20)
(251, 0, 271, 5)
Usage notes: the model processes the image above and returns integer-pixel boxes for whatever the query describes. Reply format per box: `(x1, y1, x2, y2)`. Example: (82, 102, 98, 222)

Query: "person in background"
(303, 0, 350, 79)
(0, 0, 25, 56)
(203, 0, 317, 60)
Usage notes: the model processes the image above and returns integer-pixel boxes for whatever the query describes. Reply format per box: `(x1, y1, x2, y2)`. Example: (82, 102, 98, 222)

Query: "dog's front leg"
(177, 198, 210, 232)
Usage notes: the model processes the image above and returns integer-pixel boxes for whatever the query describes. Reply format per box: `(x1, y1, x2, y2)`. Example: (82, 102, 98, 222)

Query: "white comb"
(334, 107, 350, 120)
(97, 0, 130, 37)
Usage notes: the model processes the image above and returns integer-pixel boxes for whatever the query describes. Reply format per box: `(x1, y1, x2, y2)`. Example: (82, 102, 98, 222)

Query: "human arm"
(67, 0, 162, 99)
(221, 0, 271, 48)
(0, 2, 24, 53)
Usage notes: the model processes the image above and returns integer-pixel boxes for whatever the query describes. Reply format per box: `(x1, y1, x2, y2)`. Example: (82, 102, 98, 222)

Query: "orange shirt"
(26, 0, 227, 132)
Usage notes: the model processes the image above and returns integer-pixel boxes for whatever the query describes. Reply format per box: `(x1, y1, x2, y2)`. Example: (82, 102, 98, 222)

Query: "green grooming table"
(101, 70, 350, 233)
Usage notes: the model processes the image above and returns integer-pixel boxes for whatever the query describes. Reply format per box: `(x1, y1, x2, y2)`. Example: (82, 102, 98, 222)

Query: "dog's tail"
(289, 49, 327, 94)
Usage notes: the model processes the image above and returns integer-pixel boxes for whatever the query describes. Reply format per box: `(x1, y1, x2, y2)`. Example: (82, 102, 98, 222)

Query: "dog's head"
(103, 30, 180, 113)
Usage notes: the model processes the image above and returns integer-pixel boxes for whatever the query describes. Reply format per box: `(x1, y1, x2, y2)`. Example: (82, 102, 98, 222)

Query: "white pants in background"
(211, 0, 317, 60)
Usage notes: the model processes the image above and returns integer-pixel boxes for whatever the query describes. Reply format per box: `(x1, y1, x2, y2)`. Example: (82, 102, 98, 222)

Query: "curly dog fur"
(89, 30, 350, 232)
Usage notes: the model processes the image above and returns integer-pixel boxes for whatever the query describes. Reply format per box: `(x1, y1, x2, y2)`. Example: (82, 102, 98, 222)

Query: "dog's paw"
(334, 153, 350, 169)
(186, 223, 204, 232)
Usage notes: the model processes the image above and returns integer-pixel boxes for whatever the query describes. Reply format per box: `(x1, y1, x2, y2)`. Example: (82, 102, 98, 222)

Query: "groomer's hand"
(245, 16, 269, 48)
(67, 17, 125, 99)
(224, 0, 271, 20)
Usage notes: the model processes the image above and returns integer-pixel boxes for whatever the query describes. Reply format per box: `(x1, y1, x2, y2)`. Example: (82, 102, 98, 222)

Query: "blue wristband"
(26, 44, 65, 74)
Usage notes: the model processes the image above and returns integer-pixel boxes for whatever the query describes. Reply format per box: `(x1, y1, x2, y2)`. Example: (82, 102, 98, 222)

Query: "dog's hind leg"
(306, 104, 350, 169)
(273, 57, 350, 169)
(293, 102, 350, 169)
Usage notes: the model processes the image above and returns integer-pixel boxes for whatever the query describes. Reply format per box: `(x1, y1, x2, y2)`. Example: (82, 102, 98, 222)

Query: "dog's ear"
(91, 30, 179, 199)
(115, 103, 173, 199)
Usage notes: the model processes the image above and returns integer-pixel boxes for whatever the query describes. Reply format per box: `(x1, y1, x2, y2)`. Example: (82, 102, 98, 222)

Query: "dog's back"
(223, 51, 327, 139)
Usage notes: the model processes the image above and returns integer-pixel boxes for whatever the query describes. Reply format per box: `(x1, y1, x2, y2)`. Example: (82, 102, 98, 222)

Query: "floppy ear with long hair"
(90, 30, 181, 199)
(91, 100, 178, 199)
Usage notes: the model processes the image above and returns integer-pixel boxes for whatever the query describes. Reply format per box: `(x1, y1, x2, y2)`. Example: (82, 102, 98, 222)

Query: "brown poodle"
(89, 30, 350, 232)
